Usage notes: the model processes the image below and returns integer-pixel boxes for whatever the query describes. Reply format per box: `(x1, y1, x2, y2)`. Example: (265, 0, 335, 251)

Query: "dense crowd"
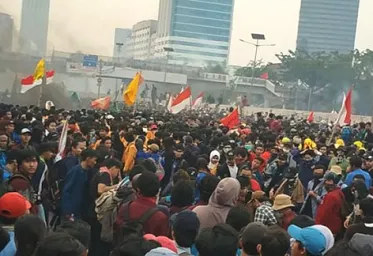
(0, 104, 373, 256)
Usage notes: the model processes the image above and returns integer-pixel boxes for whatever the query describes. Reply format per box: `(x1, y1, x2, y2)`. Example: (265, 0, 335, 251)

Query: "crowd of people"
(0, 103, 372, 256)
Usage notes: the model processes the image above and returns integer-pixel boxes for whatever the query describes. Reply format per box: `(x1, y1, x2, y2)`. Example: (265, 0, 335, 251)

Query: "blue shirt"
(345, 169, 372, 189)
(0, 231, 16, 256)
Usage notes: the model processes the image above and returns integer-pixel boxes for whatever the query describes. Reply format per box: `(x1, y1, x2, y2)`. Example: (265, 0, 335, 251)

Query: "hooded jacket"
(193, 178, 240, 230)
(348, 233, 373, 256)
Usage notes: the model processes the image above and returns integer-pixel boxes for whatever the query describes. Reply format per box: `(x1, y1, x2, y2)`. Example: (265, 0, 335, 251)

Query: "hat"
(227, 150, 234, 159)
(145, 248, 178, 256)
(174, 143, 184, 152)
(105, 114, 114, 120)
(143, 234, 177, 253)
(21, 128, 31, 135)
(288, 224, 334, 256)
(150, 124, 158, 130)
(363, 153, 373, 161)
(0, 192, 32, 219)
(329, 165, 342, 176)
(272, 194, 294, 211)
(324, 172, 341, 184)
(281, 137, 291, 144)
(148, 144, 159, 152)
(241, 222, 268, 247)
(334, 139, 345, 149)
(354, 141, 363, 150)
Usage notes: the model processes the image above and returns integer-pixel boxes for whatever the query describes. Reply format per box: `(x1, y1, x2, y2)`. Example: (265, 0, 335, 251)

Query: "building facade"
(131, 20, 158, 60)
(19, 0, 50, 57)
(296, 0, 360, 53)
(113, 28, 133, 62)
(154, 0, 235, 67)
(0, 13, 14, 52)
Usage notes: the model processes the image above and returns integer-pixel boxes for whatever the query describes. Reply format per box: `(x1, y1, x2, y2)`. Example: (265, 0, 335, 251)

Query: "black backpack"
(115, 201, 159, 246)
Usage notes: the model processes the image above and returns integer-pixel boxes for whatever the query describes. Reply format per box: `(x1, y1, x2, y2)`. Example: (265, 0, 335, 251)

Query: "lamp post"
(163, 47, 174, 86)
(239, 34, 275, 86)
(114, 42, 124, 101)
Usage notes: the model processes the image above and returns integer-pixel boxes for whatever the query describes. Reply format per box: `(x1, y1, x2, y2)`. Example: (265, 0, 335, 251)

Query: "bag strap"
(138, 207, 159, 224)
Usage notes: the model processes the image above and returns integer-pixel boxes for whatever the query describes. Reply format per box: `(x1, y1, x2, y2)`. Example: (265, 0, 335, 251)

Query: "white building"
(154, 0, 235, 67)
(19, 0, 50, 57)
(113, 28, 132, 62)
(0, 13, 13, 52)
(131, 20, 158, 60)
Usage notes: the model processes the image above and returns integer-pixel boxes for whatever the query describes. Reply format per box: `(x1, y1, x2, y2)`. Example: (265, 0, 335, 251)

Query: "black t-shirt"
(90, 172, 112, 199)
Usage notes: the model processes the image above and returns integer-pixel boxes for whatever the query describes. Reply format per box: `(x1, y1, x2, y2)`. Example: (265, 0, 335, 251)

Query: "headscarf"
(208, 150, 220, 175)
(193, 178, 240, 230)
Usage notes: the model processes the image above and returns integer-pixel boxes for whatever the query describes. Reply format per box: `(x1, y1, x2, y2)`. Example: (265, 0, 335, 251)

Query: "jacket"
(315, 188, 345, 235)
(300, 178, 326, 218)
(275, 177, 305, 205)
(122, 142, 137, 173)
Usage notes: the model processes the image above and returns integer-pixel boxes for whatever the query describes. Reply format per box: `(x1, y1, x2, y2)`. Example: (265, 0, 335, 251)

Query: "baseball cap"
(21, 128, 31, 135)
(288, 224, 334, 256)
(150, 124, 158, 130)
(0, 192, 32, 219)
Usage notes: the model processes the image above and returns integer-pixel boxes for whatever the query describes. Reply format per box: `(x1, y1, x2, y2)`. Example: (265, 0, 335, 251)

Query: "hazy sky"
(1, 0, 372, 66)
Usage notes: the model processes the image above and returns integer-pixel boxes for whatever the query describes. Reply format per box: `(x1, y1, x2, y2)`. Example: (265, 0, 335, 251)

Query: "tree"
(203, 61, 227, 74)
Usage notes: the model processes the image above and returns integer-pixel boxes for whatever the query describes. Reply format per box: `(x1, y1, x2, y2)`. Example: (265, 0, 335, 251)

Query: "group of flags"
(166, 87, 204, 114)
(20, 59, 55, 93)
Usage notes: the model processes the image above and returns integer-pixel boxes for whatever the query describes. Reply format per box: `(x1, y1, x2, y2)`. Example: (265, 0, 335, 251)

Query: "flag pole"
(38, 70, 46, 108)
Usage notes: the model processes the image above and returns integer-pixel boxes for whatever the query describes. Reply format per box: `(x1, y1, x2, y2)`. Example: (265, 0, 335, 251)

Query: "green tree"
(203, 61, 227, 74)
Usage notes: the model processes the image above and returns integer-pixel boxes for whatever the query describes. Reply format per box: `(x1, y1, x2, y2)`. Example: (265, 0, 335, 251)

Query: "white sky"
(1, 0, 372, 66)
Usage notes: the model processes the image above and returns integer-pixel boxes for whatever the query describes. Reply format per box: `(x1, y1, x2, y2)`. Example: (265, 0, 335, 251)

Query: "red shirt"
(249, 151, 271, 173)
(315, 188, 345, 235)
(281, 209, 297, 230)
(250, 179, 261, 191)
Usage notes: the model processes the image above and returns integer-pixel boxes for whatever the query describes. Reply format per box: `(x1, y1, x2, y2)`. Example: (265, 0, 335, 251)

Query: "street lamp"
(163, 47, 174, 86)
(114, 42, 124, 102)
(239, 33, 275, 85)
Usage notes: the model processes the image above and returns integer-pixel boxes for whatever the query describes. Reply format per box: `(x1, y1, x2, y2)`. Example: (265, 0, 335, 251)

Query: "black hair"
(199, 175, 219, 203)
(56, 220, 91, 248)
(102, 158, 122, 170)
(44, 119, 57, 128)
(80, 149, 99, 161)
(289, 215, 315, 228)
(124, 132, 135, 143)
(173, 211, 200, 248)
(112, 237, 160, 256)
(325, 240, 361, 256)
(349, 156, 362, 169)
(129, 165, 146, 181)
(254, 157, 264, 164)
(71, 139, 86, 149)
(0, 226, 9, 252)
(360, 197, 373, 217)
(196, 224, 239, 256)
(171, 180, 194, 208)
(234, 147, 248, 158)
(196, 157, 208, 170)
(172, 170, 190, 184)
(6, 149, 19, 164)
(14, 215, 47, 256)
(226, 205, 251, 232)
(34, 233, 86, 256)
(313, 165, 326, 172)
(259, 227, 290, 256)
(16, 149, 38, 166)
(100, 136, 112, 144)
(141, 159, 157, 173)
(37, 142, 56, 155)
(237, 176, 250, 189)
(135, 171, 160, 197)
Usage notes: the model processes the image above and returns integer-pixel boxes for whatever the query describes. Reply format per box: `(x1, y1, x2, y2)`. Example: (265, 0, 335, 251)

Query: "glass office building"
(296, 0, 360, 53)
(156, 0, 234, 66)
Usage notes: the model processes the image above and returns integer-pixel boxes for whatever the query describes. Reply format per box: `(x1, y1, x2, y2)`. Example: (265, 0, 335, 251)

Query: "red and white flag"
(191, 92, 204, 110)
(307, 111, 314, 123)
(170, 86, 191, 114)
(54, 121, 69, 163)
(167, 94, 174, 112)
(335, 88, 352, 126)
(21, 70, 55, 93)
(91, 96, 111, 110)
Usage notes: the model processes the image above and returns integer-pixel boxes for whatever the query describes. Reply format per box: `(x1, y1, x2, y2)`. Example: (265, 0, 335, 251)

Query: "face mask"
(245, 145, 253, 151)
(313, 174, 324, 180)
(324, 184, 335, 192)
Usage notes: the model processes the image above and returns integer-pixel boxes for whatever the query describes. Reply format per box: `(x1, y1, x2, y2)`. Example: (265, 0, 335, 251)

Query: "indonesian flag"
(91, 96, 111, 110)
(20, 59, 55, 93)
(307, 111, 314, 123)
(260, 72, 269, 80)
(54, 121, 68, 163)
(335, 88, 352, 126)
(170, 86, 191, 114)
(167, 94, 174, 112)
(221, 108, 240, 129)
(191, 92, 204, 110)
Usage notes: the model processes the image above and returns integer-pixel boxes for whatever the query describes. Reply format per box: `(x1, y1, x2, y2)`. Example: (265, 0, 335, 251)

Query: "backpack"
(114, 201, 159, 247)
(3, 173, 36, 204)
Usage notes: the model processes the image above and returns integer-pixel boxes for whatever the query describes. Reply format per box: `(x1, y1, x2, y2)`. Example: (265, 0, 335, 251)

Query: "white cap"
(21, 128, 31, 134)
(106, 114, 114, 120)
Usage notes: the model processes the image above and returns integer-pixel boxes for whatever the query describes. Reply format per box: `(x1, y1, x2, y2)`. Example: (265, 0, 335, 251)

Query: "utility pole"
(97, 59, 103, 98)
(114, 42, 123, 102)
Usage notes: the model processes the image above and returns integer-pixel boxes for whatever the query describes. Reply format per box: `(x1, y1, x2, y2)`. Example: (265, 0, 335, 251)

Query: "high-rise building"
(0, 13, 14, 52)
(113, 28, 133, 62)
(132, 20, 158, 60)
(296, 0, 360, 53)
(155, 0, 235, 67)
(19, 0, 50, 57)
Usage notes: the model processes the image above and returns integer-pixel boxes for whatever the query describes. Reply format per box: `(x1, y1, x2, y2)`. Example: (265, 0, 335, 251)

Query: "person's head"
(17, 149, 38, 176)
(240, 222, 268, 256)
(174, 144, 184, 159)
(226, 150, 235, 166)
(288, 224, 334, 256)
(211, 178, 240, 207)
(258, 227, 290, 256)
(363, 153, 373, 169)
(112, 237, 160, 256)
(101, 137, 112, 149)
(255, 144, 264, 156)
(312, 165, 326, 180)
(276, 153, 288, 166)
(234, 147, 248, 166)
(148, 144, 159, 153)
(289, 215, 315, 228)
(37, 142, 56, 161)
(237, 176, 250, 203)
(172, 210, 200, 248)
(0, 226, 9, 252)
(45, 119, 57, 133)
(324, 240, 362, 256)
(80, 149, 99, 169)
(302, 150, 314, 162)
(210, 150, 220, 164)
(124, 131, 135, 143)
(98, 127, 109, 139)
(0, 134, 8, 149)
(6, 149, 19, 172)
(171, 180, 194, 208)
(239, 165, 252, 178)
(359, 197, 373, 221)
(323, 172, 341, 192)
(14, 215, 47, 256)
(20, 128, 32, 144)
(196, 157, 208, 172)
(226, 205, 251, 232)
(199, 175, 220, 203)
(251, 157, 264, 171)
(195, 224, 239, 256)
(272, 194, 295, 213)
(318, 145, 327, 155)
(102, 158, 122, 179)
(34, 233, 87, 256)
(71, 139, 86, 157)
(135, 171, 160, 198)
(349, 156, 362, 170)
(56, 220, 91, 249)
(5, 121, 15, 133)
(0, 192, 31, 225)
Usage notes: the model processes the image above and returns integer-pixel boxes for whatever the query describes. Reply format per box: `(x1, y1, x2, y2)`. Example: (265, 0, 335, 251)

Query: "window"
(174, 14, 231, 29)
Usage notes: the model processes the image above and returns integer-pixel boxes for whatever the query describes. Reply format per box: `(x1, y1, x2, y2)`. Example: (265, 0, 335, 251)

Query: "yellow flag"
(33, 59, 45, 80)
(123, 72, 144, 106)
